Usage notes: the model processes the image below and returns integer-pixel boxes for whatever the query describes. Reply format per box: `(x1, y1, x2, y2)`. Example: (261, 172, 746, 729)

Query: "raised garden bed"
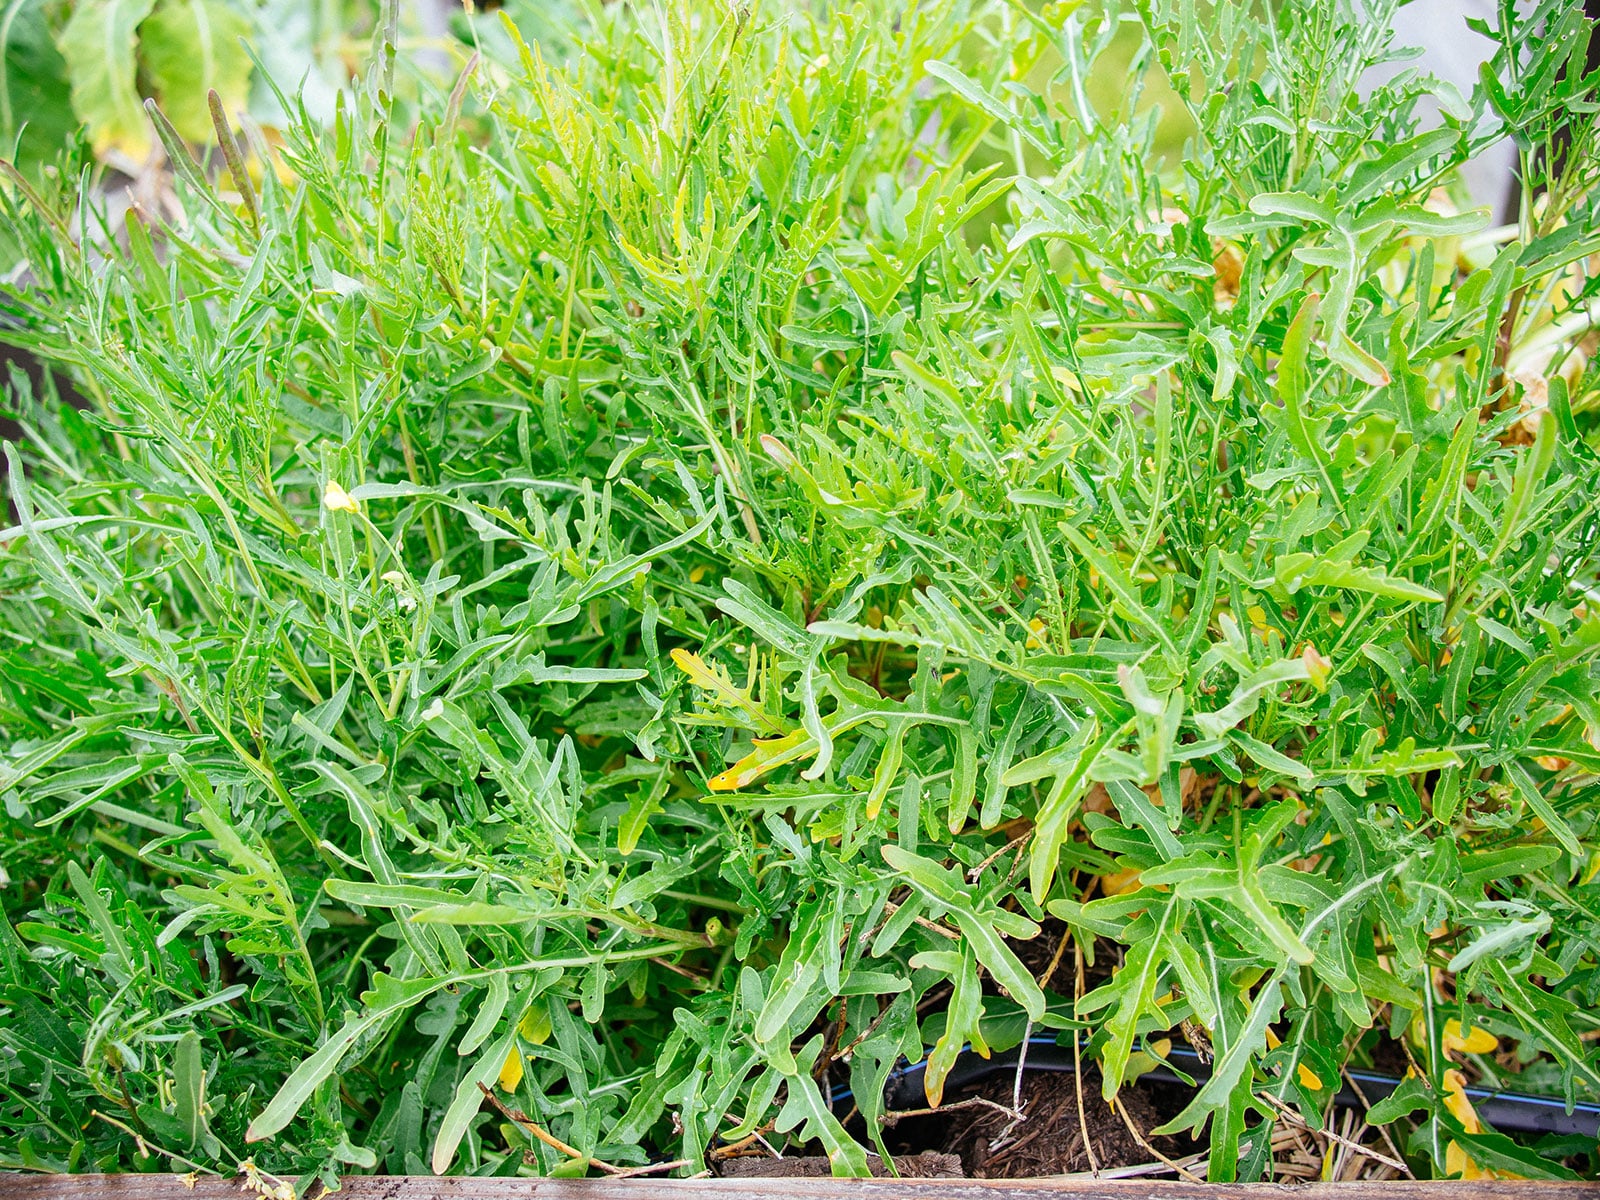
(4, 0, 1600, 1189)
(8, 1179, 1600, 1199)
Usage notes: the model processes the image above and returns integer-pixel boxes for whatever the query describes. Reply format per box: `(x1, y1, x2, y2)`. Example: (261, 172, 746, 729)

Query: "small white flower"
(380, 570, 417, 609)
(323, 480, 360, 514)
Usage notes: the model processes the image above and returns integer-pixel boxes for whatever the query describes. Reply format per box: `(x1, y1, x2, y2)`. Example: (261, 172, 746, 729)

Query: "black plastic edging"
(835, 1036, 1600, 1140)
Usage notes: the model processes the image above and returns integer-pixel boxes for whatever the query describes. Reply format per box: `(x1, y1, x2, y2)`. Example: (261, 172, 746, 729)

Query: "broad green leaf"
(496, 655, 647, 686)
(1275, 294, 1334, 482)
(1491, 412, 1559, 563)
(56, 0, 156, 158)
(1450, 1129, 1583, 1181)
(1023, 717, 1102, 900)
(248, 973, 447, 1143)
(1406, 412, 1476, 559)
(459, 972, 510, 1058)
(882, 845, 1044, 1020)
(1484, 960, 1600, 1089)
(1343, 128, 1459, 206)
(431, 1026, 517, 1173)
(1156, 974, 1284, 1137)
(1227, 729, 1314, 782)
(716, 578, 815, 659)
(1504, 760, 1582, 860)
(173, 1029, 204, 1149)
(140, 0, 251, 142)
(1274, 553, 1443, 603)
(947, 722, 979, 832)
(1193, 659, 1312, 739)
(981, 691, 1032, 828)
(1248, 191, 1336, 225)
(1447, 915, 1551, 973)
(753, 899, 828, 1048)
(1, 0, 76, 171)
(618, 773, 666, 856)
(925, 59, 1049, 155)
(1080, 900, 1173, 1097)
(774, 1043, 871, 1177)
(911, 943, 987, 1108)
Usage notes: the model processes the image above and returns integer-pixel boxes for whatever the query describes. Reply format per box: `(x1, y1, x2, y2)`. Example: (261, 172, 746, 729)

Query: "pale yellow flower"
(322, 480, 360, 514)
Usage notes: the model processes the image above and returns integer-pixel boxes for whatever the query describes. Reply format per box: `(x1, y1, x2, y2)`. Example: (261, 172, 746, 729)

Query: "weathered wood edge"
(4, 1178, 1600, 1198)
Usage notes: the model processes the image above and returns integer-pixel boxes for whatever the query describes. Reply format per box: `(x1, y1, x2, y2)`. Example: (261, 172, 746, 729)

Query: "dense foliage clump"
(3, 0, 1600, 1184)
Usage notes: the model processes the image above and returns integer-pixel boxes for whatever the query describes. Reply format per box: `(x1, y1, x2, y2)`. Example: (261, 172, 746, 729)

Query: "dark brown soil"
(1008, 918, 1071, 978)
(1003, 920, 1126, 999)
(876, 1068, 1193, 1178)
(1365, 1031, 1411, 1078)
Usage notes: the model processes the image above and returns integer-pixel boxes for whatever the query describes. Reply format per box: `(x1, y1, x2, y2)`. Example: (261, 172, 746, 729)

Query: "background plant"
(0, 0, 590, 182)
(2, 0, 1599, 1185)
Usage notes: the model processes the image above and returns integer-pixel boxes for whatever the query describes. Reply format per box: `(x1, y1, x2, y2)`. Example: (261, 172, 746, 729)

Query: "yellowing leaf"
(1446, 1140, 1485, 1180)
(670, 648, 785, 734)
(518, 1001, 551, 1045)
(57, 0, 157, 160)
(1443, 1019, 1498, 1056)
(707, 728, 814, 792)
(1302, 645, 1332, 691)
(1443, 1073, 1526, 1181)
(1124, 1036, 1172, 1084)
(1297, 1062, 1324, 1091)
(1100, 868, 1143, 896)
(669, 648, 720, 689)
(1442, 1068, 1481, 1133)
(497, 1043, 524, 1092)
(140, 0, 253, 143)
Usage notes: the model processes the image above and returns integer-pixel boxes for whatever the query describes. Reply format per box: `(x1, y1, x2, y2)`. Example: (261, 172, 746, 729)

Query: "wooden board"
(4, 1177, 1600, 1199)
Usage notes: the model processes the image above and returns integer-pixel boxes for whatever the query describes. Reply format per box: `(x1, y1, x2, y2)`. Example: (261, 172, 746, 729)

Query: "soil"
(1005, 919, 1126, 996)
(1365, 1032, 1411, 1078)
(875, 1067, 1195, 1179)
(719, 918, 1195, 1180)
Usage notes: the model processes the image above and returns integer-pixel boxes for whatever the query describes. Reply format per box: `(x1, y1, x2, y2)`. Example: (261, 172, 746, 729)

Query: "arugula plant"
(3, 0, 1600, 1183)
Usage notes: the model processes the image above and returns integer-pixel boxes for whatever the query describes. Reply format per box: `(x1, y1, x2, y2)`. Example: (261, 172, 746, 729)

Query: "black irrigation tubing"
(830, 1036, 1600, 1140)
